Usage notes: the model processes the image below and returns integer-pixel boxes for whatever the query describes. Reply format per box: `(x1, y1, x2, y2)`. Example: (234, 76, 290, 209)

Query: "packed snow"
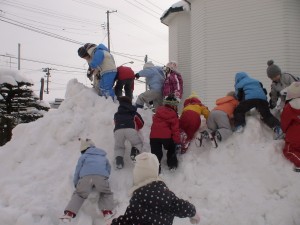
(0, 79, 300, 225)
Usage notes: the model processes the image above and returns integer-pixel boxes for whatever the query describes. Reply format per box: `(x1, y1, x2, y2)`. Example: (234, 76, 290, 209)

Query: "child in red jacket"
(281, 82, 300, 172)
(150, 95, 181, 172)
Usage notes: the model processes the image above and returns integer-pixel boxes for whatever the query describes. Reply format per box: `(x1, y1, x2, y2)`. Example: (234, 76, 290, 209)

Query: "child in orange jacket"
(201, 91, 239, 148)
(179, 93, 210, 153)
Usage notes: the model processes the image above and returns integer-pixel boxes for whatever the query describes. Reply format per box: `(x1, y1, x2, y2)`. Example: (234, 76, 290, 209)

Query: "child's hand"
(190, 212, 200, 224)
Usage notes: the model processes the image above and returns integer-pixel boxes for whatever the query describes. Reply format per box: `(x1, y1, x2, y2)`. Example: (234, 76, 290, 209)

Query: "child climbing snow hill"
(113, 96, 144, 169)
(179, 93, 210, 153)
(280, 82, 300, 172)
(60, 138, 115, 222)
(109, 152, 200, 225)
(150, 94, 181, 172)
(162, 61, 183, 102)
(200, 91, 239, 148)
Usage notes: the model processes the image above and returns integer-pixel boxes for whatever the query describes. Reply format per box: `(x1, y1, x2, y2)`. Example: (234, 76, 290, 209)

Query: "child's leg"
(150, 138, 163, 163)
(233, 100, 255, 127)
(114, 130, 126, 158)
(65, 176, 93, 215)
(283, 142, 300, 168)
(125, 128, 143, 151)
(93, 176, 115, 211)
(163, 139, 178, 169)
(213, 111, 233, 141)
(255, 100, 280, 128)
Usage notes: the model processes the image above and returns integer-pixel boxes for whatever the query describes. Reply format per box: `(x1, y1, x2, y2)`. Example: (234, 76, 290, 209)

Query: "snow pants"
(179, 110, 201, 141)
(65, 175, 114, 215)
(99, 71, 117, 99)
(234, 99, 280, 129)
(114, 128, 143, 158)
(150, 138, 177, 169)
(283, 142, 300, 168)
(135, 90, 163, 111)
(207, 110, 233, 141)
(114, 78, 134, 99)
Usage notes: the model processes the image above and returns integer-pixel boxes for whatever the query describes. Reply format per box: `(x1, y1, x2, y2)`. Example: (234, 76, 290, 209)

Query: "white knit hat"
(133, 152, 159, 186)
(143, 61, 154, 69)
(79, 138, 95, 152)
(166, 61, 178, 72)
(286, 82, 300, 100)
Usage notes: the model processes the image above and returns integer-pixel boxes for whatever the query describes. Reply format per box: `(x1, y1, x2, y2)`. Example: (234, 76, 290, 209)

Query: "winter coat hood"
(84, 147, 107, 157)
(235, 72, 248, 84)
(289, 98, 300, 110)
(118, 101, 137, 113)
(97, 43, 109, 51)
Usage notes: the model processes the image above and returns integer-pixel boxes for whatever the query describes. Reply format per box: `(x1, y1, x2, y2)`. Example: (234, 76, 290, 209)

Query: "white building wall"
(168, 12, 192, 103)
(189, 0, 300, 109)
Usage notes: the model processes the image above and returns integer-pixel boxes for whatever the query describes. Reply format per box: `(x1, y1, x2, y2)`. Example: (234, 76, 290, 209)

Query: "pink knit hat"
(286, 82, 300, 100)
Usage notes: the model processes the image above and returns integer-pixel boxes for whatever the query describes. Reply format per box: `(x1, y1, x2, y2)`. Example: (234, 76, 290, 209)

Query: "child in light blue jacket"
(60, 138, 115, 222)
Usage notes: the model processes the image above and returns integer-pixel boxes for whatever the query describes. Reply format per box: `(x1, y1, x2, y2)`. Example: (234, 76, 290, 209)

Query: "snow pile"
(0, 79, 299, 225)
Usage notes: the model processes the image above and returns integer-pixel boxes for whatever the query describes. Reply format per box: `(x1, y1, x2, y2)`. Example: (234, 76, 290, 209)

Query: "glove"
(190, 212, 200, 224)
(175, 144, 181, 154)
(135, 73, 140, 79)
(269, 99, 276, 109)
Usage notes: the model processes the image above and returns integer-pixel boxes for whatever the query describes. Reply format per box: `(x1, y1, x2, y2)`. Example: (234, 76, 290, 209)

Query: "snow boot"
(102, 209, 116, 221)
(234, 125, 244, 133)
(115, 156, 124, 169)
(293, 167, 300, 173)
(167, 152, 178, 171)
(209, 132, 218, 148)
(60, 210, 76, 222)
(130, 147, 140, 161)
(273, 126, 284, 140)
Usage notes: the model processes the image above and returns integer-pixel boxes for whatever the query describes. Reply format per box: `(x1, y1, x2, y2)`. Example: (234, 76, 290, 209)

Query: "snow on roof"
(161, 0, 190, 21)
(0, 68, 33, 85)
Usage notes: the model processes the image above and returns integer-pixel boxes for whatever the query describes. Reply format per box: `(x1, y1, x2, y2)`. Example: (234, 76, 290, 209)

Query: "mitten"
(269, 99, 276, 109)
(190, 212, 200, 224)
(135, 73, 140, 79)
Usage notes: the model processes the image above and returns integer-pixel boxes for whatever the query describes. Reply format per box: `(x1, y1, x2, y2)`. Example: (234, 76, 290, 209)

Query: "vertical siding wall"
(168, 12, 191, 107)
(189, 0, 300, 108)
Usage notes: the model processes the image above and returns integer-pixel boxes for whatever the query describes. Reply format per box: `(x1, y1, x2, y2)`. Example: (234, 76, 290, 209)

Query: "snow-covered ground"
(0, 79, 299, 225)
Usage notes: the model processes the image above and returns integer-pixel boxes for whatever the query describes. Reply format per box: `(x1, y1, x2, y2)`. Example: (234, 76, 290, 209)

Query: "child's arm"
(89, 49, 105, 70)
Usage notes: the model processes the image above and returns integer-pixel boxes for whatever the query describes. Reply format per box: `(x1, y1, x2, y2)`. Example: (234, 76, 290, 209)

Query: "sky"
(0, 0, 178, 101)
(1, 71, 300, 225)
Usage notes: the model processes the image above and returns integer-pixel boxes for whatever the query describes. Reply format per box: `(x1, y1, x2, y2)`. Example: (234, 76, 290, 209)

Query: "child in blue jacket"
(60, 138, 115, 222)
(233, 72, 283, 139)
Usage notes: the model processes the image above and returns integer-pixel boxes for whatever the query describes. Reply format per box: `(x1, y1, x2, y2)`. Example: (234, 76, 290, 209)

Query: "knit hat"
(286, 82, 300, 100)
(163, 94, 179, 106)
(78, 46, 89, 58)
(143, 61, 154, 69)
(79, 138, 95, 152)
(133, 152, 159, 186)
(266, 60, 281, 79)
(166, 61, 178, 72)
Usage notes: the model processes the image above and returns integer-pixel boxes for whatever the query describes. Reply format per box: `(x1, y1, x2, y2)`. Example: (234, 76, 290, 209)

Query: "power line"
(2, 0, 103, 26)
(0, 54, 86, 71)
(131, 0, 161, 16)
(143, 0, 164, 11)
(0, 17, 84, 45)
(123, 0, 158, 19)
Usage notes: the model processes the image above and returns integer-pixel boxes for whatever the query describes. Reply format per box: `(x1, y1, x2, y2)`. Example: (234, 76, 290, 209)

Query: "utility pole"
(42, 68, 52, 94)
(40, 78, 44, 100)
(18, 43, 21, 70)
(106, 10, 117, 52)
